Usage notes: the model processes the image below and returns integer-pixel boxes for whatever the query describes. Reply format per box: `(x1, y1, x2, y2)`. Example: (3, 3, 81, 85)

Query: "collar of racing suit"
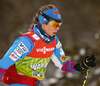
(33, 24, 55, 43)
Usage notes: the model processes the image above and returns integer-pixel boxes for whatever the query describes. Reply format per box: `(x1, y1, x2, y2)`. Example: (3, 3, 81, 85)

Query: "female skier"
(0, 4, 96, 86)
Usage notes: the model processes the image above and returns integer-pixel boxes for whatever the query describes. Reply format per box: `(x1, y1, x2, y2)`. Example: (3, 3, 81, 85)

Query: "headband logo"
(54, 10, 60, 15)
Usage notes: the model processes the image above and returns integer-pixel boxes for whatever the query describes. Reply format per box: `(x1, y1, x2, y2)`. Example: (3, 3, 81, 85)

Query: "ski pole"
(82, 52, 97, 86)
(82, 69, 89, 86)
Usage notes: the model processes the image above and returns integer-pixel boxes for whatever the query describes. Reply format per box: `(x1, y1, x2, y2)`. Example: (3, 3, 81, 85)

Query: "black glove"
(81, 53, 96, 69)
(74, 53, 97, 72)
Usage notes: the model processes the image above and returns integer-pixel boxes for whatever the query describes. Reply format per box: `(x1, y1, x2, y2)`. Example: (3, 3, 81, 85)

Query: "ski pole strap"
(82, 69, 89, 86)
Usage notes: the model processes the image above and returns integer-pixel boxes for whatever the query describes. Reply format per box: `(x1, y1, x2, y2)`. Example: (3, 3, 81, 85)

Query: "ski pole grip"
(87, 52, 97, 62)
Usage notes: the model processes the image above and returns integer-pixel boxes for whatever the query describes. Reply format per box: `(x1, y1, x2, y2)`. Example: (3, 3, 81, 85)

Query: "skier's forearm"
(61, 61, 78, 73)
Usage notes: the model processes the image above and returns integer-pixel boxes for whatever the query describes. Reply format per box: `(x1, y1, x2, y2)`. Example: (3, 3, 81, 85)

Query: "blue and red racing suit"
(0, 24, 78, 86)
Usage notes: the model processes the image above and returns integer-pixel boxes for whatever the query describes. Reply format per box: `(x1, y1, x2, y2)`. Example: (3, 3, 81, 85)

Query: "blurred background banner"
(0, 0, 100, 86)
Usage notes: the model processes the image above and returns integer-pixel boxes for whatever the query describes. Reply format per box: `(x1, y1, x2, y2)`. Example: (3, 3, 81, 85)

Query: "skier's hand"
(74, 53, 97, 72)
(81, 53, 96, 69)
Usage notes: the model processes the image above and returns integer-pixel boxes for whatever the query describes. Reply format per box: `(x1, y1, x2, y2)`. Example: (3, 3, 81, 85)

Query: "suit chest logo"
(36, 47, 55, 54)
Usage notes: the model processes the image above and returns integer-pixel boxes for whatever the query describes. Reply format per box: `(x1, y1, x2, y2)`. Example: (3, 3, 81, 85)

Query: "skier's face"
(41, 22, 60, 37)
